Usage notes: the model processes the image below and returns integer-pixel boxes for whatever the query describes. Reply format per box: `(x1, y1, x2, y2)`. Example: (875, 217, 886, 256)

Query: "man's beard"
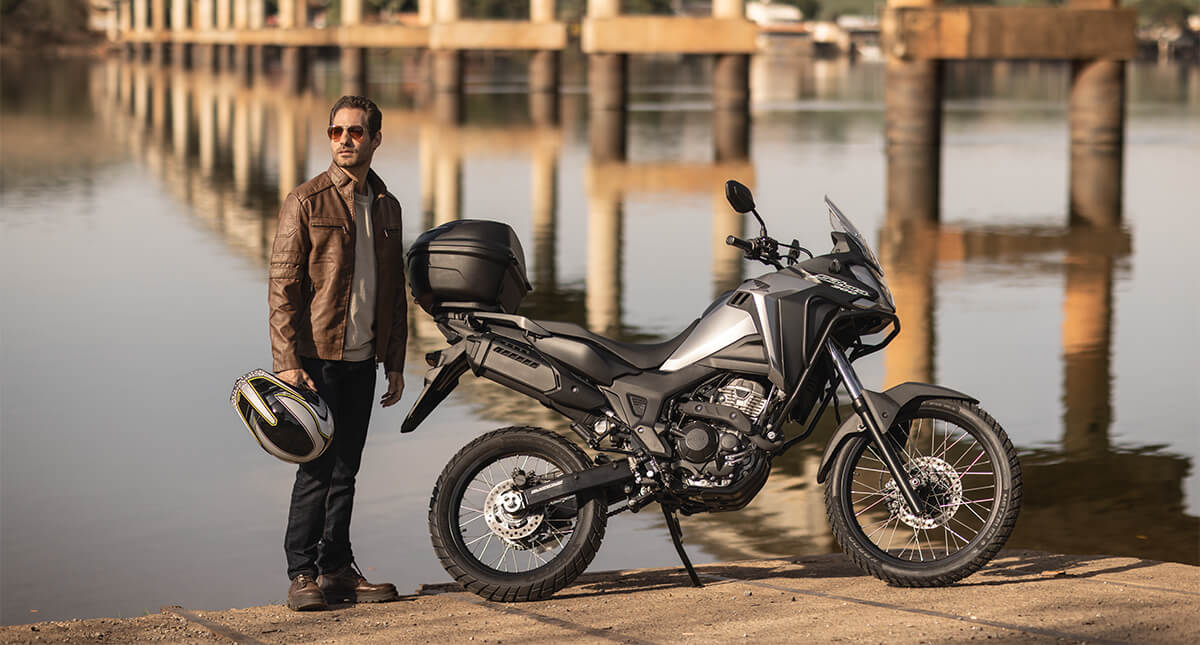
(335, 151, 364, 169)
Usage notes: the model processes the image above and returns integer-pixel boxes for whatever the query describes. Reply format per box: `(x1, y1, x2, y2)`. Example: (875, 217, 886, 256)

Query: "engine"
(666, 379, 772, 511)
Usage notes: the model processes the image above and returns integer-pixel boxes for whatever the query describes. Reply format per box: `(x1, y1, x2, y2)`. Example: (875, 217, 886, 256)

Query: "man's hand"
(381, 371, 404, 407)
(278, 368, 317, 392)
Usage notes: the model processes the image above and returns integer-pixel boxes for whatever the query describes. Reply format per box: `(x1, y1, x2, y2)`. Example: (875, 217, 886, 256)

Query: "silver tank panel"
(659, 270, 819, 373)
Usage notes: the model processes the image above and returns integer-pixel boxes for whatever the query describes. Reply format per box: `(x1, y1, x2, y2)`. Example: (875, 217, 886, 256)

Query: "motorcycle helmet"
(231, 369, 334, 464)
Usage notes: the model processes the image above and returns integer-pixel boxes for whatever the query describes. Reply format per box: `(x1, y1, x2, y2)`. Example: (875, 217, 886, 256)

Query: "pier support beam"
(432, 50, 464, 124)
(713, 53, 750, 161)
(712, 188, 744, 296)
(173, 43, 191, 70)
(234, 45, 254, 84)
(1068, 58, 1124, 227)
(881, 218, 937, 386)
(1061, 240, 1115, 457)
(434, 147, 462, 225)
(530, 0, 560, 124)
(341, 47, 369, 96)
(588, 53, 627, 163)
(282, 46, 309, 95)
(532, 142, 559, 291)
(530, 50, 560, 126)
(885, 0, 942, 223)
(587, 186, 622, 335)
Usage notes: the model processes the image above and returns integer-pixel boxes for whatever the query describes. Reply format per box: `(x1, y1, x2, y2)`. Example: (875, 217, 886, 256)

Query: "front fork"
(826, 340, 923, 515)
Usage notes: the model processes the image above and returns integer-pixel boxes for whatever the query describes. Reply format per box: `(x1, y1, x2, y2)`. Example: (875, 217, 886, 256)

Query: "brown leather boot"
(317, 563, 399, 604)
(287, 574, 327, 611)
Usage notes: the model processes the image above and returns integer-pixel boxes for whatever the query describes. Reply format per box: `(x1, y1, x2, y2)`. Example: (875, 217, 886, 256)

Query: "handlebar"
(726, 235, 753, 252)
(726, 234, 785, 270)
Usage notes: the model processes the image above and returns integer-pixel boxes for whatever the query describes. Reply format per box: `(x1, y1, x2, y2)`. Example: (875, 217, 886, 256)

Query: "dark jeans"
(285, 356, 377, 580)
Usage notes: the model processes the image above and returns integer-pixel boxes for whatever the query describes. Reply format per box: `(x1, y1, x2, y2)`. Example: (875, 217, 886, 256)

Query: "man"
(268, 95, 408, 611)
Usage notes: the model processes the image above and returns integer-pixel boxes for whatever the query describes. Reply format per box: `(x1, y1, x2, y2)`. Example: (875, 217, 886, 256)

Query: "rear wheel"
(429, 427, 607, 601)
(825, 399, 1021, 586)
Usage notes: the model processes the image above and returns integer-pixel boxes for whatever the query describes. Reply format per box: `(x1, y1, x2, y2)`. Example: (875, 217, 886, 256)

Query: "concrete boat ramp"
(3, 551, 1196, 644)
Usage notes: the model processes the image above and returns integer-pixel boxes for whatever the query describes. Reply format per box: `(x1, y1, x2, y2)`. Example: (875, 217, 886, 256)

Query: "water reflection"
(76, 51, 1200, 566)
(3, 52, 1197, 624)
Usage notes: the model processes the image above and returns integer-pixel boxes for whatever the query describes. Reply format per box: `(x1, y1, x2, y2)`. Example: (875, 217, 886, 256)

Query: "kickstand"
(661, 506, 703, 588)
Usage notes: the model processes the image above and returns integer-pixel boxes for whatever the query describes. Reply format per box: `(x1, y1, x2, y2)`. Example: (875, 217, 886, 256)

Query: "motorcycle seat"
(532, 319, 699, 370)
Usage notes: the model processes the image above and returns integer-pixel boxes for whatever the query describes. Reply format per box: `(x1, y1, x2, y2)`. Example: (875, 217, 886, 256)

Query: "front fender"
(400, 343, 469, 433)
(815, 382, 977, 484)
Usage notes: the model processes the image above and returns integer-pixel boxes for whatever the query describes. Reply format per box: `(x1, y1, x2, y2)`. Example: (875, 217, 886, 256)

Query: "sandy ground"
(2, 550, 1197, 644)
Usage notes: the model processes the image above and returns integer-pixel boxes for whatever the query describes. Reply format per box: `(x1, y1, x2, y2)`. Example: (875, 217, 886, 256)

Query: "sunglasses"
(327, 125, 367, 142)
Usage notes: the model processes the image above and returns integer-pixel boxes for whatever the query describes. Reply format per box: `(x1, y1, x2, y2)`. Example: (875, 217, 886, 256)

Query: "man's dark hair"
(329, 96, 382, 136)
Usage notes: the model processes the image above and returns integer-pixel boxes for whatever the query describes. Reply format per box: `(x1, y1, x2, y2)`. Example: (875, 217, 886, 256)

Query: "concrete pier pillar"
(151, 72, 168, 140)
(341, 47, 369, 96)
(108, 3, 119, 41)
(712, 189, 744, 296)
(233, 92, 252, 197)
(1068, 59, 1125, 227)
(216, 88, 233, 171)
(194, 45, 217, 73)
(342, 0, 363, 26)
(432, 50, 464, 124)
(233, 45, 254, 83)
(277, 103, 307, 200)
(589, 0, 619, 18)
(432, 50, 463, 92)
(435, 0, 459, 21)
(1061, 242, 1114, 457)
(713, 53, 750, 161)
(197, 85, 217, 178)
(880, 218, 937, 386)
(248, 0, 264, 28)
(195, 0, 212, 29)
(531, 0, 554, 22)
(529, 0, 560, 126)
(532, 142, 559, 291)
(418, 0, 434, 25)
(282, 46, 309, 94)
(713, 0, 745, 18)
(884, 0, 942, 223)
(586, 186, 622, 335)
(216, 45, 234, 73)
(588, 54, 627, 163)
(172, 0, 188, 30)
(151, 0, 166, 30)
(171, 76, 190, 161)
(120, 0, 133, 36)
(173, 43, 190, 70)
(419, 129, 436, 228)
(119, 62, 134, 114)
(233, 0, 249, 28)
(278, 0, 305, 28)
(529, 50, 560, 126)
(134, 0, 148, 32)
(151, 42, 168, 67)
(434, 147, 462, 225)
(215, 0, 231, 30)
(133, 66, 150, 126)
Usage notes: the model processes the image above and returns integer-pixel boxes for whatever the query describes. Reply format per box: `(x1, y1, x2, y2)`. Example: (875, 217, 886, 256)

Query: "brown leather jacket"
(269, 163, 408, 373)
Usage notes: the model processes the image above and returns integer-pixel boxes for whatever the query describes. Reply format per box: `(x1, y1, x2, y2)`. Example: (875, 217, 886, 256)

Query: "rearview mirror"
(725, 180, 755, 214)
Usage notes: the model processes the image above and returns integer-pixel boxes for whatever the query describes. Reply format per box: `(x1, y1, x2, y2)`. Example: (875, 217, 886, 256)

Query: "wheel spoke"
(854, 494, 890, 517)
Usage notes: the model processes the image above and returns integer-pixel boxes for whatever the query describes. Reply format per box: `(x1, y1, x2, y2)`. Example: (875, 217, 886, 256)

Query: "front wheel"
(429, 427, 607, 601)
(825, 399, 1022, 586)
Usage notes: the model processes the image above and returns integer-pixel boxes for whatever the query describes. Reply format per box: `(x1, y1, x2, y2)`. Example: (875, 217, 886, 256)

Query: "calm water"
(1, 51, 1197, 625)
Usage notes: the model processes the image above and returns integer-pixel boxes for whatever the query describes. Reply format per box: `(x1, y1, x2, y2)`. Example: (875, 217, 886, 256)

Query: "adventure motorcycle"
(401, 181, 1022, 601)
